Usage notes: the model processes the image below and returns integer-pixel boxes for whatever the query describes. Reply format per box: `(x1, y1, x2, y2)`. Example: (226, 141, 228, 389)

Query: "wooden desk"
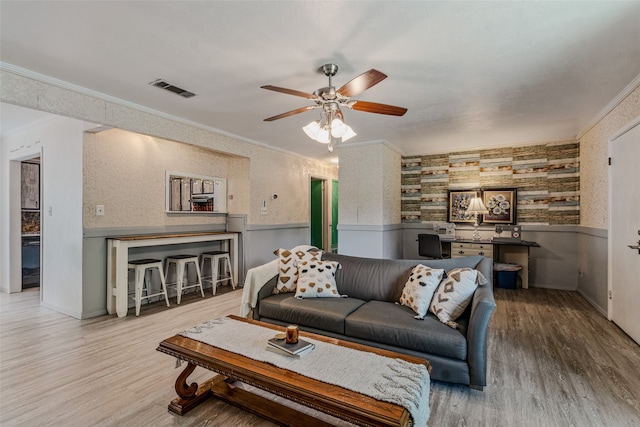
(107, 231, 240, 317)
(443, 238, 540, 289)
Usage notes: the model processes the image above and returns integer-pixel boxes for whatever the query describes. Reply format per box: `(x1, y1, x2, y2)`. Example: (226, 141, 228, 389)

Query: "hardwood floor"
(1, 286, 639, 426)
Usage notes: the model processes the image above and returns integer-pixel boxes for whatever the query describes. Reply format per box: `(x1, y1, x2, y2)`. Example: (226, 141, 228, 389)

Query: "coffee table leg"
(175, 362, 198, 398)
(168, 362, 223, 415)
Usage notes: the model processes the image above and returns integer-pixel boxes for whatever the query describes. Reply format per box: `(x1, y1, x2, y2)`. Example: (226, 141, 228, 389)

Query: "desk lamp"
(465, 196, 489, 241)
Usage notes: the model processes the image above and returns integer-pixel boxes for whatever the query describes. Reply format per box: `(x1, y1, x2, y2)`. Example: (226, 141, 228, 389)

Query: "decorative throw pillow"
(399, 264, 445, 319)
(430, 267, 480, 328)
(272, 248, 322, 294)
(294, 260, 342, 298)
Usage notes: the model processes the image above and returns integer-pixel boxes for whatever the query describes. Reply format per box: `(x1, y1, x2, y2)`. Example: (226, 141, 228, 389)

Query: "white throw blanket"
(181, 317, 430, 427)
(239, 244, 318, 318)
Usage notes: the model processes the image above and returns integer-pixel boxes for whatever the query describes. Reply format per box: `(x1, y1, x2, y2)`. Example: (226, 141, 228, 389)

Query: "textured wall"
(401, 141, 580, 225)
(249, 146, 338, 225)
(83, 128, 239, 228)
(339, 142, 401, 225)
(579, 85, 640, 230)
(383, 144, 402, 225)
(1, 69, 338, 227)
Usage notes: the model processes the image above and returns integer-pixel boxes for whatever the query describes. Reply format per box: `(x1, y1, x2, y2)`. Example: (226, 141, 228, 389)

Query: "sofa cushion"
(430, 267, 480, 329)
(294, 260, 342, 298)
(273, 248, 322, 294)
(345, 300, 467, 361)
(322, 252, 488, 303)
(399, 264, 444, 319)
(258, 294, 366, 335)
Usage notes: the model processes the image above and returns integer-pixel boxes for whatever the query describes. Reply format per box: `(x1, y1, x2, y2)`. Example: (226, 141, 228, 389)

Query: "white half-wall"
(1, 116, 85, 317)
(338, 224, 404, 259)
(244, 223, 310, 271)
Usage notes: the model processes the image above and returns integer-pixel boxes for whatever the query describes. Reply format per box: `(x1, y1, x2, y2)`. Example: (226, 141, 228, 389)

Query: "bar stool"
(164, 254, 204, 304)
(127, 259, 170, 316)
(200, 251, 236, 295)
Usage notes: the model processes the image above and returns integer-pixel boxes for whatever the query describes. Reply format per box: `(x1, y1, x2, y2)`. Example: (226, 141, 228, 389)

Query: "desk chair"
(417, 234, 449, 259)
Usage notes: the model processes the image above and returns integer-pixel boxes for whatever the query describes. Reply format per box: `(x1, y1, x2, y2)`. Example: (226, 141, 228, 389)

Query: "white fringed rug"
(180, 317, 430, 427)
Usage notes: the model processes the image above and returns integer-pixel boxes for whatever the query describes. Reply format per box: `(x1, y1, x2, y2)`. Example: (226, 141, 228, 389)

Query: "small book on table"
(267, 338, 315, 358)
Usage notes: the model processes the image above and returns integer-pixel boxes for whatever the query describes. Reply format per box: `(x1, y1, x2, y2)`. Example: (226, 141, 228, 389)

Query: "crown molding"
(0, 62, 334, 165)
(337, 139, 405, 156)
(577, 72, 640, 140)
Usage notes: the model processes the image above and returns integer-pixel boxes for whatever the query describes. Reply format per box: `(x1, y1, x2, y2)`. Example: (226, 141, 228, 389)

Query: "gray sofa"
(253, 252, 496, 389)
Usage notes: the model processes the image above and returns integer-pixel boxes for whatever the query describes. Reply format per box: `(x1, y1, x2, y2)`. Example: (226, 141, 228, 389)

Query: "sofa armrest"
(466, 274, 497, 388)
(252, 275, 279, 320)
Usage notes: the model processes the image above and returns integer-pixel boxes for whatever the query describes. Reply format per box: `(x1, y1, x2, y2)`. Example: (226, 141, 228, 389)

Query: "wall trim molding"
(338, 139, 405, 156)
(246, 223, 308, 231)
(577, 72, 640, 140)
(577, 289, 608, 318)
(576, 226, 608, 239)
(610, 115, 640, 142)
(41, 301, 83, 320)
(338, 223, 404, 232)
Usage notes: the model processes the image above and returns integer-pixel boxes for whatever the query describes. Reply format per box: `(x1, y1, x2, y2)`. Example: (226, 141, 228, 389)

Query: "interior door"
(609, 119, 640, 344)
(310, 179, 324, 249)
(331, 179, 339, 252)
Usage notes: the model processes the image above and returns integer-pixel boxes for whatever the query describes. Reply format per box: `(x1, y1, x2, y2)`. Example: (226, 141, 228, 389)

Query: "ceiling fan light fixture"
(331, 117, 347, 138)
(263, 63, 407, 153)
(341, 125, 357, 142)
(315, 126, 331, 144)
(302, 121, 321, 139)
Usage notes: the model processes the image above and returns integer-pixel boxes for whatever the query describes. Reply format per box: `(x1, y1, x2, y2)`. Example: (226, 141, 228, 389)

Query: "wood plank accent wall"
(401, 142, 580, 225)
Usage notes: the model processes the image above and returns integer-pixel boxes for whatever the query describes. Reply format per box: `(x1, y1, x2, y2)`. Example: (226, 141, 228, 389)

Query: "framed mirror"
(165, 171, 227, 213)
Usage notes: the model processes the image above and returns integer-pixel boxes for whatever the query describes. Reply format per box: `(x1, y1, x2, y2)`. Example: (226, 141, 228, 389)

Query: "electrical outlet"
(96, 205, 105, 216)
(261, 206, 268, 215)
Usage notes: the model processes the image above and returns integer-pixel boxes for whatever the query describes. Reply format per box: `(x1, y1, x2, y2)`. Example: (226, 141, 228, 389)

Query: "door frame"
(9, 150, 43, 298)
(607, 115, 640, 321)
(309, 175, 331, 251)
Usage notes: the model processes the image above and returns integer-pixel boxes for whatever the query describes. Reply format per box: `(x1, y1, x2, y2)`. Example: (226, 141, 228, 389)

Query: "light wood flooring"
(1, 286, 639, 426)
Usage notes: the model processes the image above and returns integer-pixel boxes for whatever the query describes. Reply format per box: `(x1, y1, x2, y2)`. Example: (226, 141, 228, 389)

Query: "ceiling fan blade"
(261, 85, 318, 100)
(263, 105, 319, 122)
(349, 100, 408, 116)
(337, 69, 387, 98)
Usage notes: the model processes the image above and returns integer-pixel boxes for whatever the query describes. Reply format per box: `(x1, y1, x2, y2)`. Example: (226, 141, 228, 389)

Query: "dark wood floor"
(1, 286, 639, 426)
(429, 288, 640, 426)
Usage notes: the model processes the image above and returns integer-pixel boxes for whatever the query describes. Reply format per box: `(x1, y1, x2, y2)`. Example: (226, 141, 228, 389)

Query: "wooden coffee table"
(157, 315, 431, 427)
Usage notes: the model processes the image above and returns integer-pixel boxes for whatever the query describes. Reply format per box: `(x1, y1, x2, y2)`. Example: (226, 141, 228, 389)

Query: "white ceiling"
(1, 1, 639, 161)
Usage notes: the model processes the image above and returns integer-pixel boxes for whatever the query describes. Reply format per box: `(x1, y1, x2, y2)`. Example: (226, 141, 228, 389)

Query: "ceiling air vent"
(149, 79, 196, 98)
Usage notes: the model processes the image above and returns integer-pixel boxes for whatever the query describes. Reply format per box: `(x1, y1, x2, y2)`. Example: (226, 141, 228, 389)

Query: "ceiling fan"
(261, 64, 407, 151)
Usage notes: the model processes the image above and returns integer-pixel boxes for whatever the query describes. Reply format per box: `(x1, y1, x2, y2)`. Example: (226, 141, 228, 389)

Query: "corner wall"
(577, 83, 640, 315)
(338, 142, 402, 258)
(1, 116, 85, 317)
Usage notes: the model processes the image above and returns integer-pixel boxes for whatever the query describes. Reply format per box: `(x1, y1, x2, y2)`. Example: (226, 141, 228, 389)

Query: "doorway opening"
(310, 178, 325, 249)
(310, 177, 338, 253)
(8, 152, 43, 294)
(21, 158, 41, 289)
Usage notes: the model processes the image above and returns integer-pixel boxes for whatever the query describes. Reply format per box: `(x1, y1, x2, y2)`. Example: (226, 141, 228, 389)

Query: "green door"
(310, 179, 323, 249)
